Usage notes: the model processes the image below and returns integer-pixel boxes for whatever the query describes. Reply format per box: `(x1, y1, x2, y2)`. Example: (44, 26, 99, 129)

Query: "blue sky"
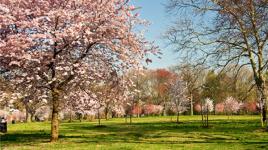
(131, 0, 179, 69)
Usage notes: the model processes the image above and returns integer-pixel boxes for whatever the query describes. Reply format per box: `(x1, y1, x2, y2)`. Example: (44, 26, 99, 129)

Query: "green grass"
(0, 115, 268, 150)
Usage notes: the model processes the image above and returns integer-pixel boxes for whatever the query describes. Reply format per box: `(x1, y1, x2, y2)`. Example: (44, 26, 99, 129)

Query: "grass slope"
(0, 115, 267, 150)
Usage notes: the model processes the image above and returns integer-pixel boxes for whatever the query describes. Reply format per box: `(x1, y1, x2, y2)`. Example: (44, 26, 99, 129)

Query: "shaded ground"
(0, 115, 267, 150)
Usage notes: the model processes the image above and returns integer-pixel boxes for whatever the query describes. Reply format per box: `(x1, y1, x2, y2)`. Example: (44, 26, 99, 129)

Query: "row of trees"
(1, 66, 254, 119)
(128, 67, 257, 111)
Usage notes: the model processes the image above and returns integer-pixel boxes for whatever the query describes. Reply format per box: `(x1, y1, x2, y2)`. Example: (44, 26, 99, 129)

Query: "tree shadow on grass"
(59, 119, 268, 148)
(0, 132, 50, 146)
(64, 119, 261, 134)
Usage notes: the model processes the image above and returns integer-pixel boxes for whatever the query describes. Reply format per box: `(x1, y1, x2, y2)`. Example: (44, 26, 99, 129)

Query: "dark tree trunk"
(98, 108, 101, 126)
(50, 89, 60, 142)
(206, 105, 209, 127)
(137, 106, 140, 118)
(261, 97, 267, 123)
(79, 113, 82, 122)
(105, 108, 108, 120)
(69, 110, 72, 123)
(162, 103, 166, 116)
(130, 104, 133, 124)
(256, 81, 268, 128)
(125, 115, 127, 123)
(30, 112, 35, 122)
(176, 112, 180, 124)
(130, 114, 132, 124)
(25, 106, 31, 123)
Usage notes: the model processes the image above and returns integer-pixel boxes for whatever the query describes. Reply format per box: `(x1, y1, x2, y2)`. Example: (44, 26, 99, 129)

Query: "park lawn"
(0, 115, 268, 150)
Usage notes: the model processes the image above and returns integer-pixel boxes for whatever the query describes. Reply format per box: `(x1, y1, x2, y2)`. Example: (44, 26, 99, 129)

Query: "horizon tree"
(170, 77, 189, 123)
(202, 98, 214, 127)
(171, 63, 207, 116)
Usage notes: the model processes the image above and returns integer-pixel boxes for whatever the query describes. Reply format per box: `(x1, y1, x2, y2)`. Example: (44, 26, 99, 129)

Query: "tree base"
(202, 125, 213, 129)
(175, 121, 184, 124)
(50, 138, 58, 143)
(94, 125, 107, 128)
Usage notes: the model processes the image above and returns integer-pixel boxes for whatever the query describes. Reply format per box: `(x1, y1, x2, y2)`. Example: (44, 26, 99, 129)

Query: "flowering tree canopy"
(202, 98, 214, 113)
(170, 77, 189, 115)
(143, 104, 163, 116)
(215, 103, 225, 114)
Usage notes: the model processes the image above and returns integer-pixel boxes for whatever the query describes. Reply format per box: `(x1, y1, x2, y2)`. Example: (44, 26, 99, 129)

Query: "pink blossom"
(224, 97, 242, 114)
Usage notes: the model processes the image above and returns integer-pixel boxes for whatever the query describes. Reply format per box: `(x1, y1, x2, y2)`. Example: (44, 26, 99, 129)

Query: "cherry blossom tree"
(35, 106, 50, 121)
(169, 77, 189, 123)
(0, 76, 14, 111)
(0, 0, 156, 142)
(202, 98, 214, 113)
(215, 103, 225, 114)
(122, 70, 147, 124)
(0, 92, 12, 111)
(62, 70, 134, 125)
(153, 69, 175, 115)
(63, 89, 98, 122)
(243, 102, 258, 114)
(224, 97, 242, 118)
(194, 104, 202, 114)
(14, 84, 49, 122)
(131, 105, 142, 117)
(100, 74, 126, 120)
(143, 104, 164, 116)
(201, 98, 214, 127)
(143, 104, 155, 116)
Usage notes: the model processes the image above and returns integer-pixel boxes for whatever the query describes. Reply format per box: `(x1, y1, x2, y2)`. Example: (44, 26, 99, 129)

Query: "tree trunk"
(130, 107, 133, 125)
(125, 115, 127, 123)
(201, 113, 204, 126)
(137, 106, 140, 118)
(162, 101, 166, 116)
(201, 102, 204, 126)
(130, 104, 133, 124)
(130, 114, 132, 124)
(105, 108, 108, 120)
(30, 112, 35, 122)
(69, 110, 72, 123)
(163, 100, 166, 116)
(79, 113, 83, 122)
(260, 103, 264, 127)
(98, 108, 101, 126)
(206, 111, 209, 127)
(190, 93, 193, 116)
(214, 105, 216, 115)
(256, 82, 268, 128)
(50, 89, 60, 142)
(176, 112, 180, 124)
(25, 106, 31, 123)
(206, 105, 209, 127)
(261, 97, 267, 123)
(262, 97, 268, 129)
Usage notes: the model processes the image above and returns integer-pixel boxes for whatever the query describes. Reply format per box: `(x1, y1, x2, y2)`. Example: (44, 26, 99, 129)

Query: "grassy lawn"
(0, 115, 268, 150)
